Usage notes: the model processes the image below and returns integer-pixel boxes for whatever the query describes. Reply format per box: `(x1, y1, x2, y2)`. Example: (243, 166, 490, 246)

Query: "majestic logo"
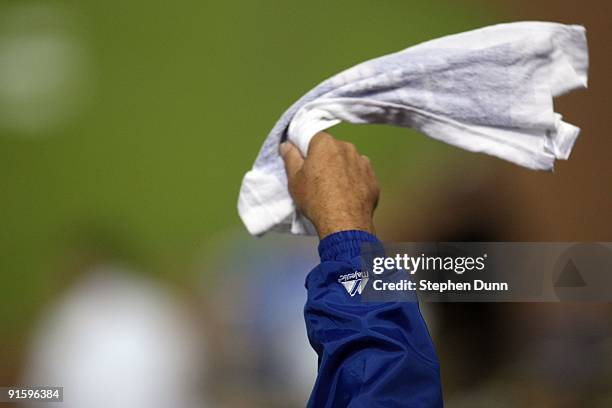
(338, 271, 369, 296)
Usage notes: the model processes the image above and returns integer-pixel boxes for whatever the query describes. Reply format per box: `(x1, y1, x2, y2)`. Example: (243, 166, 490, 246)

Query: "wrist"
(315, 218, 375, 240)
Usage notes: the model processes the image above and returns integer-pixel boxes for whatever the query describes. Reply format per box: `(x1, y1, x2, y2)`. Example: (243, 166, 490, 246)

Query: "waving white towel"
(238, 22, 589, 236)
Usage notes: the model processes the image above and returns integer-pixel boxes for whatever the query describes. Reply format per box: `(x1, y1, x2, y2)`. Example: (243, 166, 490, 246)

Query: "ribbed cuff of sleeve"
(318, 230, 380, 263)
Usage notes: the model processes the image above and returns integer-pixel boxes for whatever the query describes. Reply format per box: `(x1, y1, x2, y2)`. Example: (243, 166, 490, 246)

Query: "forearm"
(304, 230, 443, 407)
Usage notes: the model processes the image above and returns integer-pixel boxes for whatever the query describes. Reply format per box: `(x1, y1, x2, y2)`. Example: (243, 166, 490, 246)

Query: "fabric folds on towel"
(238, 22, 589, 236)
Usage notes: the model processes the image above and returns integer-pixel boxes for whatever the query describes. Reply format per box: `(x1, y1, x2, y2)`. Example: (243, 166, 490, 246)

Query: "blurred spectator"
(201, 231, 318, 407)
(23, 264, 208, 408)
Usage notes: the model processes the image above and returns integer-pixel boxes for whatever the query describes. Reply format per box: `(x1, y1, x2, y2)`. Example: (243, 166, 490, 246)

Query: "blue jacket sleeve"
(304, 230, 443, 408)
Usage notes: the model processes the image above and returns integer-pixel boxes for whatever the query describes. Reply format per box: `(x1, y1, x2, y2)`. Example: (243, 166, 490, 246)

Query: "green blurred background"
(0, 0, 497, 337)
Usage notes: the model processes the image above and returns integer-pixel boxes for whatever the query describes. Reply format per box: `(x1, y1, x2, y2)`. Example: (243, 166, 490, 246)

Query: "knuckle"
(340, 141, 357, 153)
(312, 132, 331, 145)
(318, 131, 332, 140)
(309, 132, 333, 154)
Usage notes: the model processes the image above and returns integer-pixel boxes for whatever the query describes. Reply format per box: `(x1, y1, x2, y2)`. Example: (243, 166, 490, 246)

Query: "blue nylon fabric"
(305, 230, 443, 407)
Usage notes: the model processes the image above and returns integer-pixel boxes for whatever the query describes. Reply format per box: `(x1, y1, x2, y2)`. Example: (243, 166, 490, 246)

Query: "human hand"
(279, 132, 379, 239)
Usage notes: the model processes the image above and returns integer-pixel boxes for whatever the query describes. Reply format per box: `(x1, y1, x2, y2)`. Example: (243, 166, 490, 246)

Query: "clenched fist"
(280, 132, 379, 239)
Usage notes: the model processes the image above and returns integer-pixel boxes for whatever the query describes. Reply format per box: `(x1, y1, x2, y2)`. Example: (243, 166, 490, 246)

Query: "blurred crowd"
(12, 170, 612, 407)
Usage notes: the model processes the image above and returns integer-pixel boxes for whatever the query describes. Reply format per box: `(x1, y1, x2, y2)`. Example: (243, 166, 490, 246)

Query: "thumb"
(279, 141, 304, 181)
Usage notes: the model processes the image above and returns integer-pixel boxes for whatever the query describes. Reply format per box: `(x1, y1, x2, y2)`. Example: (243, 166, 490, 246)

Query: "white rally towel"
(238, 22, 589, 236)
